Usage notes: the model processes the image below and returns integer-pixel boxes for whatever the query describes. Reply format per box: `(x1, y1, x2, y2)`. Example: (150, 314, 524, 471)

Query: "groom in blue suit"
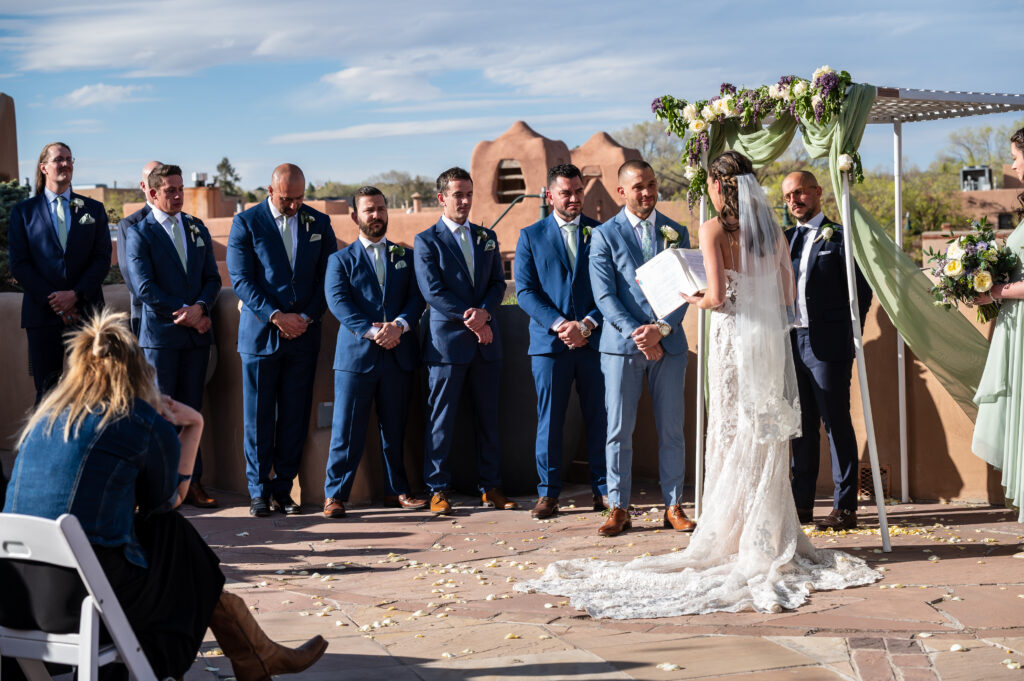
(322, 186, 426, 519)
(515, 164, 607, 519)
(590, 160, 694, 537)
(414, 167, 516, 515)
(227, 163, 337, 517)
(8, 142, 111, 404)
(125, 163, 221, 504)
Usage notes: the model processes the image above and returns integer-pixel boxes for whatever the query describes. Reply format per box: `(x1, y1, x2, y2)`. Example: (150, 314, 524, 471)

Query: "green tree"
(0, 179, 30, 290)
(611, 120, 689, 200)
(366, 170, 434, 208)
(215, 157, 243, 197)
(937, 116, 1024, 187)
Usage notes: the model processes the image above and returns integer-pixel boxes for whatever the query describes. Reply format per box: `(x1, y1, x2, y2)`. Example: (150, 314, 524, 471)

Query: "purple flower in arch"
(651, 98, 663, 114)
(720, 82, 737, 96)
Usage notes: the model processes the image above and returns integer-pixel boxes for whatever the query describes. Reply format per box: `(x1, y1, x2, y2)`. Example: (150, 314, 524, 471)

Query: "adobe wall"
(0, 94, 16, 182)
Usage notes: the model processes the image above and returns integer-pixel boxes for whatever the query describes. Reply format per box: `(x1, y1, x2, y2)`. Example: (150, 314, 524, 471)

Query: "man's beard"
(359, 219, 388, 239)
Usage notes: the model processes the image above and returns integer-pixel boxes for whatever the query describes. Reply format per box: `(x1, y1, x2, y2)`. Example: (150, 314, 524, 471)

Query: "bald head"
(269, 163, 306, 217)
(141, 160, 161, 194)
(781, 171, 823, 222)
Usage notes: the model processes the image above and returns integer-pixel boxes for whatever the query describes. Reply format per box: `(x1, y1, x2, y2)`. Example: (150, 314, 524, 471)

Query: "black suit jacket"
(786, 215, 872, 362)
(116, 204, 152, 323)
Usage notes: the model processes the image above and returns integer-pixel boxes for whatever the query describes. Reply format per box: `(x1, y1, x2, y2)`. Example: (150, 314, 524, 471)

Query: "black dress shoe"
(272, 494, 302, 515)
(249, 497, 271, 517)
(796, 507, 814, 524)
(593, 494, 610, 512)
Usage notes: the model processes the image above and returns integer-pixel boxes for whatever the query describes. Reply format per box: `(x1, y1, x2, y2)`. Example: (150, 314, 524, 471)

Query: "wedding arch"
(655, 73, 1024, 551)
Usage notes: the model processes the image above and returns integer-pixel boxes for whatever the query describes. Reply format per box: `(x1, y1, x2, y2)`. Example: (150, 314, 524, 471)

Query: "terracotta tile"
(890, 653, 930, 668)
(851, 649, 895, 680)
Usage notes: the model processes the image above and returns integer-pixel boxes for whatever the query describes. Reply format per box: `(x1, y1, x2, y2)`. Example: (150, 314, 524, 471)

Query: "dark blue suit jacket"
(589, 207, 689, 356)
(325, 240, 424, 373)
(116, 204, 151, 322)
(414, 220, 506, 364)
(8, 192, 111, 328)
(226, 201, 337, 356)
(785, 216, 873, 362)
(125, 211, 221, 349)
(514, 213, 602, 356)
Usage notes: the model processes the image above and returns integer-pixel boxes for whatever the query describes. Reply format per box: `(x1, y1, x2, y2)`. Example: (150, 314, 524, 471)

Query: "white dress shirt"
(549, 213, 599, 333)
(43, 186, 72, 240)
(267, 198, 298, 269)
(150, 206, 188, 250)
(793, 211, 826, 329)
(441, 214, 474, 272)
(624, 207, 659, 249)
(358, 234, 409, 338)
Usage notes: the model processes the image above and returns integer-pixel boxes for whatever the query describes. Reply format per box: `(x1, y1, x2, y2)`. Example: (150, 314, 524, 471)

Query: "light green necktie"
(55, 196, 68, 250)
(169, 217, 187, 271)
(280, 214, 294, 266)
(373, 243, 385, 288)
(563, 223, 578, 269)
(458, 226, 474, 284)
(640, 220, 654, 263)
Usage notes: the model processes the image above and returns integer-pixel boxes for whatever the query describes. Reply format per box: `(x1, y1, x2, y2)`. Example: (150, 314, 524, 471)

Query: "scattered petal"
(656, 663, 683, 671)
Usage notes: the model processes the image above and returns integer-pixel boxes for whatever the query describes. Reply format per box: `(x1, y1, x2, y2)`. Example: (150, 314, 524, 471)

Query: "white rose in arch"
(768, 84, 783, 100)
(701, 104, 715, 121)
(811, 94, 823, 109)
(837, 154, 855, 172)
(683, 165, 699, 181)
(689, 118, 707, 134)
(793, 80, 809, 97)
(812, 65, 835, 83)
(682, 103, 698, 122)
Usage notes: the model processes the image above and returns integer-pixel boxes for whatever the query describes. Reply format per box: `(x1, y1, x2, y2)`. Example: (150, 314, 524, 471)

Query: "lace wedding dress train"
(516, 272, 881, 618)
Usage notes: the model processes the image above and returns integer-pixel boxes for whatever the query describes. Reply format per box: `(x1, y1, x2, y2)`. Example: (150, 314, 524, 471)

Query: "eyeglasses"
(46, 156, 75, 165)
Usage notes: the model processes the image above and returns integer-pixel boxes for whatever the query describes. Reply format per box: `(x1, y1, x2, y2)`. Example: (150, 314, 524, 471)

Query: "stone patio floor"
(170, 484, 1024, 681)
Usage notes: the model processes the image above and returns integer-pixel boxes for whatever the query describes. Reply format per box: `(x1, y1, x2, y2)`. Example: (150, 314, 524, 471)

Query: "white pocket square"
(395, 260, 408, 270)
(78, 213, 95, 225)
(310, 233, 322, 242)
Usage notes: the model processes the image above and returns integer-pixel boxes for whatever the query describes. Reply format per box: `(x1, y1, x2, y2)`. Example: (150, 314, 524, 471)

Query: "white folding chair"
(0, 513, 157, 681)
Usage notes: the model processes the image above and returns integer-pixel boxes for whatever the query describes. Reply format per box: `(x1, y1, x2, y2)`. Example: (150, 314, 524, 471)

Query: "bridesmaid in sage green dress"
(972, 127, 1024, 523)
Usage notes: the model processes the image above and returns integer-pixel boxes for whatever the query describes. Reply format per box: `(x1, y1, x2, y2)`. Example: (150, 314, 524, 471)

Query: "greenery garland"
(652, 66, 864, 207)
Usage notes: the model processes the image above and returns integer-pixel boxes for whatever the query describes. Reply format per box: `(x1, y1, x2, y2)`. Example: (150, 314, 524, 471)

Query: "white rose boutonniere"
(78, 213, 95, 225)
(814, 224, 841, 244)
(660, 225, 682, 248)
(70, 197, 85, 212)
(388, 243, 405, 263)
(300, 212, 315, 233)
(837, 153, 855, 172)
(581, 225, 592, 244)
(474, 227, 490, 246)
(183, 215, 203, 244)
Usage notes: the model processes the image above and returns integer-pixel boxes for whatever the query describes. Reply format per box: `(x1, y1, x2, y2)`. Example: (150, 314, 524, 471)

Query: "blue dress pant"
(325, 353, 414, 501)
(789, 328, 859, 511)
(25, 326, 65, 405)
(531, 347, 607, 498)
(240, 336, 319, 500)
(423, 353, 502, 493)
(145, 345, 209, 482)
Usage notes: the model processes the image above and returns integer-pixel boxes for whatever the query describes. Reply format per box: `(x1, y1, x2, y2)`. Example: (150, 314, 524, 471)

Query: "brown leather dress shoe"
(184, 481, 218, 508)
(664, 504, 696, 532)
(597, 508, 632, 537)
(382, 494, 428, 510)
(531, 496, 559, 519)
(481, 488, 518, 510)
(430, 491, 453, 515)
(323, 498, 346, 519)
(815, 508, 857, 531)
(593, 494, 610, 512)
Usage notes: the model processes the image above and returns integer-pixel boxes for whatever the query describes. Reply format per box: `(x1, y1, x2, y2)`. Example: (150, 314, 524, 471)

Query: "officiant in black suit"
(783, 171, 872, 532)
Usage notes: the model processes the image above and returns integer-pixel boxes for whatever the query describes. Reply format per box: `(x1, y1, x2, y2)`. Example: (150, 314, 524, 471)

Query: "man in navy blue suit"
(414, 167, 516, 515)
(589, 160, 695, 537)
(227, 163, 337, 517)
(514, 164, 607, 519)
(115, 160, 160, 337)
(322, 186, 426, 519)
(125, 163, 221, 507)
(9, 141, 111, 405)
(783, 171, 872, 531)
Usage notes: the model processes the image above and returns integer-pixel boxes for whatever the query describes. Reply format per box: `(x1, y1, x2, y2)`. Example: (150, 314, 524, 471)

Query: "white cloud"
(321, 66, 441, 103)
(66, 83, 147, 108)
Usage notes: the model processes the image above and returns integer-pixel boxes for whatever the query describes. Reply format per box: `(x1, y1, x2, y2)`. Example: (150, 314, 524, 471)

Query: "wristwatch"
(656, 320, 672, 337)
(578, 321, 591, 338)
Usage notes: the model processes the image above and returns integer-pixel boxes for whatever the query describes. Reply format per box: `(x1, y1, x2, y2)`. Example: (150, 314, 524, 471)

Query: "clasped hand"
(557, 320, 588, 349)
(173, 304, 211, 333)
(48, 290, 79, 325)
(372, 321, 403, 349)
(632, 324, 664, 361)
(464, 307, 493, 345)
(271, 312, 308, 339)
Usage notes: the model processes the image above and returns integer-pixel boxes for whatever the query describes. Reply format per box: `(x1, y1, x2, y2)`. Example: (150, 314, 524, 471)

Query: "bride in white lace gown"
(516, 152, 880, 618)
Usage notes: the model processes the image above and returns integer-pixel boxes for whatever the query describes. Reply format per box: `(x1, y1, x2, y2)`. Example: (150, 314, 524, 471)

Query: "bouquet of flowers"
(925, 218, 1019, 322)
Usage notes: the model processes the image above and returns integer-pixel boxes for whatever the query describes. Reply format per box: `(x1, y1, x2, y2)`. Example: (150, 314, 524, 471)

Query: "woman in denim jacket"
(3, 309, 326, 681)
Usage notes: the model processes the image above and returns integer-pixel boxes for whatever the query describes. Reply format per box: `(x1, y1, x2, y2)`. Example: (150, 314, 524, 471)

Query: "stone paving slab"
(164, 485, 1024, 680)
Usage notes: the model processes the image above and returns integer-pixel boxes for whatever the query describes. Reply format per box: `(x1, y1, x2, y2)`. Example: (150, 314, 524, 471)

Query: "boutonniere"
(183, 215, 202, 244)
(660, 224, 682, 248)
(300, 212, 315, 233)
(78, 212, 95, 225)
(388, 244, 405, 263)
(814, 224, 841, 243)
(69, 197, 84, 213)
(475, 227, 488, 245)
(581, 225, 592, 244)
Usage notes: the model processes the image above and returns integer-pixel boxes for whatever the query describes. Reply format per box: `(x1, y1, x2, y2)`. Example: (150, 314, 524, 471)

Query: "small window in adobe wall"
(496, 159, 526, 204)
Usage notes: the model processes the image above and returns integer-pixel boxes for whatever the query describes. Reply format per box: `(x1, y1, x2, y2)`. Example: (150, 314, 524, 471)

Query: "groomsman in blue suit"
(9, 142, 111, 404)
(125, 163, 221, 507)
(322, 186, 427, 519)
(227, 163, 337, 517)
(414, 167, 517, 515)
(783, 171, 872, 532)
(115, 160, 160, 337)
(515, 164, 607, 519)
(589, 160, 695, 537)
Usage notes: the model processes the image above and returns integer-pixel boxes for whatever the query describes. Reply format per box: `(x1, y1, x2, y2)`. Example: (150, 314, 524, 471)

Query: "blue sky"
(1, 1, 1022, 191)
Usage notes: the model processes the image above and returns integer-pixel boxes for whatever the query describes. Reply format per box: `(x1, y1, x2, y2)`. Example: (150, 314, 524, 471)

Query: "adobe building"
(0, 93, 17, 182)
(960, 164, 1023, 229)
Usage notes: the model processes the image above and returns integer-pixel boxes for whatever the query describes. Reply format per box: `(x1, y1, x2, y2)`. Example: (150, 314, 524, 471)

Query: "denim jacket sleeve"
(136, 415, 181, 517)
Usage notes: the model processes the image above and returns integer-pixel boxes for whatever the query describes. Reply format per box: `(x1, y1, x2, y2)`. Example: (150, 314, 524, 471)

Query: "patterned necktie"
(281, 214, 293, 266)
(170, 217, 187, 272)
(373, 243, 385, 288)
(55, 196, 68, 250)
(640, 220, 654, 263)
(563, 223, 578, 270)
(458, 226, 475, 284)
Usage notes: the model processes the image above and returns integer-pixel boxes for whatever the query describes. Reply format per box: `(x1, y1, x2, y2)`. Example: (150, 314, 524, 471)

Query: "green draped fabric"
(798, 83, 988, 419)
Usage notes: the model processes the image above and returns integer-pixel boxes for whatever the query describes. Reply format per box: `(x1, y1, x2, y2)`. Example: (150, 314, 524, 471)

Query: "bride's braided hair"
(708, 151, 754, 229)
